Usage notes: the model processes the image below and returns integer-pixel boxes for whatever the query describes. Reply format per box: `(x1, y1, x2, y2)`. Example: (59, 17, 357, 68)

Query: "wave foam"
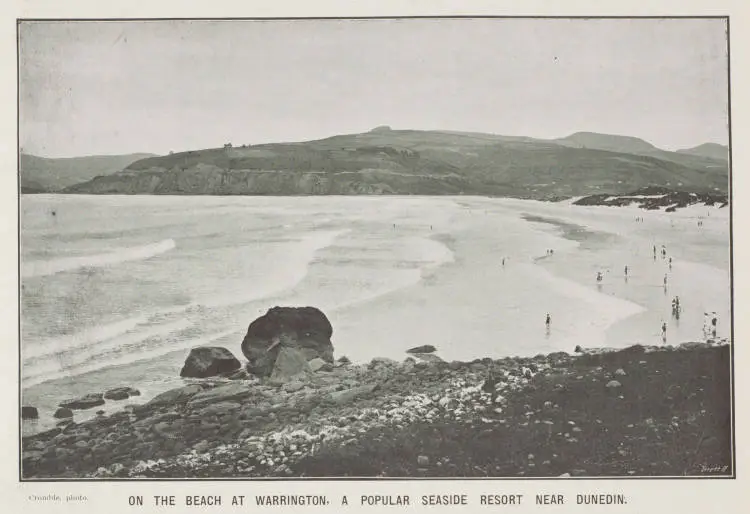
(22, 239, 176, 278)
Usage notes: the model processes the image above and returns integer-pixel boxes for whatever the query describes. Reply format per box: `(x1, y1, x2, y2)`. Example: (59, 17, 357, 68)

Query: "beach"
(20, 195, 730, 435)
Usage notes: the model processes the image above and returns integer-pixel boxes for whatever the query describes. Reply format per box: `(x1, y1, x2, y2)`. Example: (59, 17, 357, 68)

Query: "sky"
(19, 18, 729, 158)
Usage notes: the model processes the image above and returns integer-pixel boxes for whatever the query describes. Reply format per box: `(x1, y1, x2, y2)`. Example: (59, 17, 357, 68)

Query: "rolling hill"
(63, 129, 728, 199)
(20, 153, 157, 193)
(677, 143, 729, 161)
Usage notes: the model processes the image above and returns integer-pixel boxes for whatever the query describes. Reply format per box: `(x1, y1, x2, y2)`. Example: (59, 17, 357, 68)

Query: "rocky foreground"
(21, 341, 732, 479)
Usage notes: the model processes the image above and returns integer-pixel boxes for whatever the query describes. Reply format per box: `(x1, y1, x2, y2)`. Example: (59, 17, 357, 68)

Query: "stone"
(267, 346, 313, 384)
(679, 342, 711, 351)
(614, 368, 627, 376)
(187, 383, 253, 408)
(417, 455, 430, 466)
(283, 380, 305, 393)
(606, 380, 622, 389)
(21, 406, 38, 420)
(411, 353, 444, 363)
(308, 358, 329, 373)
(197, 401, 242, 417)
(369, 357, 399, 368)
(407, 345, 437, 354)
(104, 387, 134, 401)
(241, 306, 334, 377)
(223, 368, 252, 380)
(147, 384, 204, 407)
(59, 393, 105, 410)
(180, 346, 241, 378)
(329, 384, 377, 405)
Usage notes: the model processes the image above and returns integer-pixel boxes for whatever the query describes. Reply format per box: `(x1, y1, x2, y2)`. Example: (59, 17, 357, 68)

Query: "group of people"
(635, 216, 644, 222)
(545, 249, 555, 256)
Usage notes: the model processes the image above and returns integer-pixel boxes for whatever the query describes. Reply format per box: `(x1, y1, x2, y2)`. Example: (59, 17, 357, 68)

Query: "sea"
(20, 194, 731, 432)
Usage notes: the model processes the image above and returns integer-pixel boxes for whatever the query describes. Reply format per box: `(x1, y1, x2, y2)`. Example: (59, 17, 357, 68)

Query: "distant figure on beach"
(502, 257, 506, 267)
(393, 223, 396, 229)
(663, 274, 668, 287)
(661, 322, 667, 343)
(596, 271, 603, 283)
(545, 313, 551, 327)
(669, 257, 672, 269)
(624, 265, 628, 277)
(703, 312, 710, 339)
(711, 314, 718, 338)
(430, 225, 433, 230)
(550, 249, 554, 255)
(672, 297, 681, 319)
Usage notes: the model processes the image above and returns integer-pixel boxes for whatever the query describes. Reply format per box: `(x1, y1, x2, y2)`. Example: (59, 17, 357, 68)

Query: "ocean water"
(20, 194, 731, 431)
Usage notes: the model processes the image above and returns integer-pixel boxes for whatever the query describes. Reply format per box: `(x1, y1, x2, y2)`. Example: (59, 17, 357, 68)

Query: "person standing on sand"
(663, 274, 668, 287)
(546, 313, 551, 327)
(502, 257, 505, 267)
(669, 257, 672, 269)
(711, 313, 718, 338)
(624, 265, 628, 277)
(661, 322, 667, 343)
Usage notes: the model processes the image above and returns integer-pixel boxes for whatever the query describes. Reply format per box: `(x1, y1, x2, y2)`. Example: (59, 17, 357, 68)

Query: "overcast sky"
(19, 18, 728, 158)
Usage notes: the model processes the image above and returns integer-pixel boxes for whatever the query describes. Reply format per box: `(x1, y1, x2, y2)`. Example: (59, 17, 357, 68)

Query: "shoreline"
(21, 341, 732, 479)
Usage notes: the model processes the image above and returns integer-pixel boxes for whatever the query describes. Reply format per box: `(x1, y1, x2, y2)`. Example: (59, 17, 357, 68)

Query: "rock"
(558, 472, 571, 477)
(126, 387, 141, 396)
(336, 356, 351, 365)
(197, 401, 242, 417)
(59, 393, 105, 410)
(269, 346, 313, 384)
(411, 353, 444, 363)
(369, 357, 398, 368)
(180, 346, 241, 378)
(104, 387, 135, 400)
(241, 306, 334, 377)
(223, 368, 252, 380)
(21, 406, 38, 420)
(605, 380, 622, 389)
(308, 358, 331, 373)
(147, 384, 204, 407)
(417, 455, 430, 466)
(329, 384, 377, 405)
(52, 407, 73, 419)
(283, 380, 305, 393)
(614, 368, 627, 376)
(187, 383, 253, 408)
(679, 342, 711, 351)
(574, 345, 583, 353)
(407, 345, 437, 354)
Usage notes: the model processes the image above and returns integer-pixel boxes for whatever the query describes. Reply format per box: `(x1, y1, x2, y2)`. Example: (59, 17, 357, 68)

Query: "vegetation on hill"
(62, 129, 728, 199)
(677, 143, 729, 162)
(20, 153, 157, 193)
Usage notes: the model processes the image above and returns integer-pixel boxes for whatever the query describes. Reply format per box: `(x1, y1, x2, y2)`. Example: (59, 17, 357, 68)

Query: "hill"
(20, 153, 157, 193)
(554, 131, 658, 154)
(677, 143, 729, 161)
(64, 129, 728, 199)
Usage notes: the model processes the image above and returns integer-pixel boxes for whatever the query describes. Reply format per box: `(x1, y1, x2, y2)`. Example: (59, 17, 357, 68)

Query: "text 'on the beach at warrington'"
(110, 493, 627, 507)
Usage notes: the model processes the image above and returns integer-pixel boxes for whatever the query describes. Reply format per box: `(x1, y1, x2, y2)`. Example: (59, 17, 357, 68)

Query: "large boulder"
(241, 306, 334, 377)
(180, 346, 241, 378)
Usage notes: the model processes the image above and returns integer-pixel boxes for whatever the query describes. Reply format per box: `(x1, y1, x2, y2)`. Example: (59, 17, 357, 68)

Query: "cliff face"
(63, 129, 729, 199)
